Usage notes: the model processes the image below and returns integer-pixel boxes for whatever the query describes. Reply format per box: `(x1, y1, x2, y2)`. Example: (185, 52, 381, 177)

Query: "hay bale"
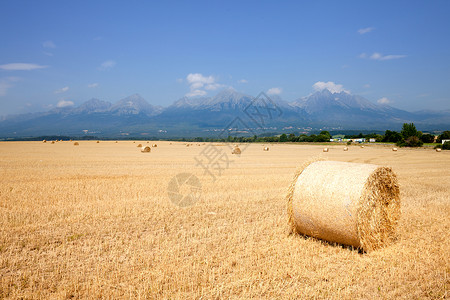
(137, 144, 142, 147)
(96, 140, 100, 143)
(343, 147, 348, 151)
(186, 144, 190, 147)
(436, 148, 442, 152)
(69, 139, 72, 142)
(263, 146, 269, 151)
(43, 140, 47, 143)
(74, 142, 79, 146)
(232, 147, 241, 154)
(287, 160, 400, 252)
(141, 146, 151, 153)
(361, 145, 365, 148)
(323, 148, 329, 152)
(152, 144, 157, 147)
(115, 141, 118, 143)
(51, 141, 55, 144)
(392, 147, 398, 152)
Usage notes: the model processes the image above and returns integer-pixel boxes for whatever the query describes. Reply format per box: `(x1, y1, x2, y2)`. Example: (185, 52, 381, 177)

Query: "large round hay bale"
(232, 147, 241, 154)
(137, 144, 142, 147)
(74, 142, 79, 146)
(51, 141, 55, 144)
(287, 160, 400, 252)
(392, 147, 398, 152)
(343, 147, 348, 151)
(263, 146, 269, 151)
(152, 144, 157, 147)
(323, 148, 329, 152)
(96, 140, 100, 143)
(361, 145, 365, 148)
(43, 140, 47, 143)
(141, 146, 151, 153)
(436, 148, 442, 152)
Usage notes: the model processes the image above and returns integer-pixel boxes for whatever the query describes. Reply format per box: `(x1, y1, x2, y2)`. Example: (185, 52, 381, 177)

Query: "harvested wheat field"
(0, 141, 448, 299)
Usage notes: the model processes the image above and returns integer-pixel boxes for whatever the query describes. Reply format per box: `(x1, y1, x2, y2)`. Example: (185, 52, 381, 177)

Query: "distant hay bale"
(343, 147, 348, 151)
(74, 142, 79, 146)
(43, 140, 47, 143)
(263, 146, 269, 151)
(152, 144, 157, 147)
(60, 139, 63, 142)
(96, 140, 100, 143)
(436, 148, 442, 152)
(51, 141, 55, 144)
(361, 145, 365, 148)
(287, 160, 400, 252)
(323, 148, 329, 152)
(115, 141, 118, 143)
(137, 144, 142, 147)
(69, 139, 72, 142)
(186, 144, 190, 147)
(392, 147, 398, 152)
(141, 146, 151, 153)
(232, 147, 241, 154)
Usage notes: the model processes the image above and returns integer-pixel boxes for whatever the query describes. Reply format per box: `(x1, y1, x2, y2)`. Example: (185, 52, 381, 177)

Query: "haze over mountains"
(1, 88, 449, 138)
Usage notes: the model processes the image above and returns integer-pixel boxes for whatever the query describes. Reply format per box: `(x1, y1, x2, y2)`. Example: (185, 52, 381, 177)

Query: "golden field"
(0, 141, 448, 299)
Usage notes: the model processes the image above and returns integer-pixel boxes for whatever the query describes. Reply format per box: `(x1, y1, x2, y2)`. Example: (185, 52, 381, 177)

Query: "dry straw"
(232, 147, 241, 154)
(287, 160, 400, 252)
(141, 146, 151, 153)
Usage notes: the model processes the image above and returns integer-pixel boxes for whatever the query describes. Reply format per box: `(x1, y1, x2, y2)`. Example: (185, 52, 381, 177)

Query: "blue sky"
(1, 0, 449, 115)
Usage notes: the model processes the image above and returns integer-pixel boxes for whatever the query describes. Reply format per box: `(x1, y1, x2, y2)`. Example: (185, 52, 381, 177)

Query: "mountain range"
(1, 88, 449, 138)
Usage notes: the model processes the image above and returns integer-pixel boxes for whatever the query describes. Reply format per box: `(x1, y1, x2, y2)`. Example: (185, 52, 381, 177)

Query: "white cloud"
(0, 80, 11, 97)
(363, 84, 371, 88)
(359, 52, 406, 61)
(313, 81, 349, 94)
(99, 60, 116, 70)
(0, 77, 20, 96)
(186, 89, 207, 97)
(54, 86, 69, 94)
(238, 79, 248, 83)
(88, 83, 99, 88)
(377, 97, 391, 105)
(0, 63, 48, 71)
(42, 40, 56, 48)
(358, 27, 375, 34)
(56, 100, 74, 108)
(185, 73, 224, 97)
(267, 87, 282, 95)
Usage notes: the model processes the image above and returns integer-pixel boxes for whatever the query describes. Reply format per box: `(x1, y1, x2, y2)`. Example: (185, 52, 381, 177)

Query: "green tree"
(420, 134, 435, 143)
(279, 134, 288, 142)
(437, 131, 450, 143)
(400, 123, 419, 139)
(288, 133, 296, 142)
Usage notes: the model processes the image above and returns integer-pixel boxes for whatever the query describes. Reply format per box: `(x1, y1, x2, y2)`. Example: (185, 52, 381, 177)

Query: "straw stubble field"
(0, 141, 448, 298)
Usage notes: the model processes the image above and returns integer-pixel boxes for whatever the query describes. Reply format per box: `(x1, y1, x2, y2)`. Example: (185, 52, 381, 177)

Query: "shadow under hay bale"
(287, 160, 400, 252)
(141, 146, 151, 153)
